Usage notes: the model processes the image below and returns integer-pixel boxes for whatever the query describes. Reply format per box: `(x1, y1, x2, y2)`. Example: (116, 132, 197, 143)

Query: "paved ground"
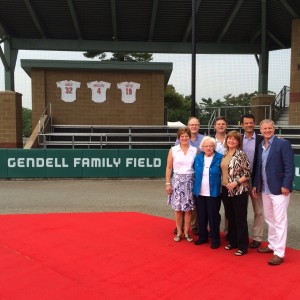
(1, 179, 299, 250)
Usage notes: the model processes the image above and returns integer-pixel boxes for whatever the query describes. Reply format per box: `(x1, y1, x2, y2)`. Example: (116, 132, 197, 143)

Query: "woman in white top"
(165, 127, 197, 242)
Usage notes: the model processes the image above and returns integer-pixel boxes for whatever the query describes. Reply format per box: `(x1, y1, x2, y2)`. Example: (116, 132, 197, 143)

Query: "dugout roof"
(20, 59, 173, 87)
(0, 0, 299, 55)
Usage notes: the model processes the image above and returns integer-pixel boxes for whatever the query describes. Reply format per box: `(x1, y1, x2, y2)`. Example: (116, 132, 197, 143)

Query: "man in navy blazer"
(253, 119, 295, 266)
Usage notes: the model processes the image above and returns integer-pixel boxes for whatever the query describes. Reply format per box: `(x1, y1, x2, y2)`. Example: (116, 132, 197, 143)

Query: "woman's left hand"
(166, 185, 172, 195)
(226, 181, 238, 192)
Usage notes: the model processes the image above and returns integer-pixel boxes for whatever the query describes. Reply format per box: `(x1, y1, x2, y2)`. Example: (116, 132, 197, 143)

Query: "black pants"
(221, 186, 249, 252)
(194, 195, 221, 247)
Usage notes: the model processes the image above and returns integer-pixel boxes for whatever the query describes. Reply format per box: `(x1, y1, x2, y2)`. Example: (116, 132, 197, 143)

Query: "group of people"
(165, 116, 295, 266)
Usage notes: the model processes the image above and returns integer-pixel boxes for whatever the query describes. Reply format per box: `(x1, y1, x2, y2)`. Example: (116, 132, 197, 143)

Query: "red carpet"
(0, 212, 299, 299)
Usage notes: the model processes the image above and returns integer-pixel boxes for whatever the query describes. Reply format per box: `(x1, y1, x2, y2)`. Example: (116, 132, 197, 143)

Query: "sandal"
(184, 234, 193, 242)
(224, 244, 237, 250)
(234, 249, 247, 256)
(173, 235, 182, 242)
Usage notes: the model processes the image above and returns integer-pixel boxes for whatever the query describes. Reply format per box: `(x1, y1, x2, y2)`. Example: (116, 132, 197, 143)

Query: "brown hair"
(177, 127, 191, 139)
(214, 116, 228, 125)
(224, 130, 243, 150)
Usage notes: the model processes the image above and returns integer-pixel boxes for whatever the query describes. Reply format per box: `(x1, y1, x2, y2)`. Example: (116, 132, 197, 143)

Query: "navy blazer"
(251, 133, 264, 184)
(253, 136, 295, 194)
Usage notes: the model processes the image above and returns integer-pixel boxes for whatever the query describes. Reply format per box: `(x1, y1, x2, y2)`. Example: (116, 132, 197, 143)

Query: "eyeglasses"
(203, 145, 214, 148)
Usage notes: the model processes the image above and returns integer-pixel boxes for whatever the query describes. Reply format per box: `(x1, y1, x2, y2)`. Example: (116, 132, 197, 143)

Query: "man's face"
(260, 122, 275, 140)
(188, 119, 200, 134)
(214, 120, 227, 133)
(241, 117, 255, 134)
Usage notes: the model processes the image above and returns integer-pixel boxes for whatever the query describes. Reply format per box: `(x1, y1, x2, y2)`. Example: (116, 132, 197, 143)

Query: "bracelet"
(165, 183, 171, 185)
(235, 179, 241, 185)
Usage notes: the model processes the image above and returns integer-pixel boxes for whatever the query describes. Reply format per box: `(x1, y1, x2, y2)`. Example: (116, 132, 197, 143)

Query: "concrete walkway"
(1, 179, 299, 249)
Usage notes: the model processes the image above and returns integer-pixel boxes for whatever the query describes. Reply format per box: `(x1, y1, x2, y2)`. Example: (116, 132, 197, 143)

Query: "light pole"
(191, 0, 196, 117)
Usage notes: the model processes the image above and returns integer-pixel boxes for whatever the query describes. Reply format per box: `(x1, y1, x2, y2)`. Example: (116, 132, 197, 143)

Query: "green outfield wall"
(0, 149, 299, 191)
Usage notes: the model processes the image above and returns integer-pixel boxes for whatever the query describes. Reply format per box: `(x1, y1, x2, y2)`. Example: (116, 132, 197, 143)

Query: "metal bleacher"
(38, 125, 178, 149)
(36, 123, 300, 154)
(34, 92, 300, 152)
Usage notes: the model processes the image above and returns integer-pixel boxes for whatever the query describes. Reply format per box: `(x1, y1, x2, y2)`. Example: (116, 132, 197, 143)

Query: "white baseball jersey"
(87, 81, 111, 103)
(117, 81, 141, 103)
(56, 80, 81, 102)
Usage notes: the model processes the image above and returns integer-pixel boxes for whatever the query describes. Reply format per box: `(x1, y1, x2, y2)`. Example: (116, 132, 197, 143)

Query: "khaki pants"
(190, 209, 198, 229)
(249, 189, 264, 242)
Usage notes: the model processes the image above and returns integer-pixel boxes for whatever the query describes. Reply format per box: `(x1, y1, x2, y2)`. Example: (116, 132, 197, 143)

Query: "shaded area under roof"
(1, 0, 299, 54)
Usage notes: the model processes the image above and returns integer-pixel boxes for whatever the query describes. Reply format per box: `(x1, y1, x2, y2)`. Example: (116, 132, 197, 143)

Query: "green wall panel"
(7, 149, 46, 178)
(293, 155, 300, 191)
(119, 149, 158, 177)
(81, 149, 119, 177)
(1, 149, 299, 192)
(0, 149, 8, 178)
(45, 149, 83, 178)
(154, 149, 169, 177)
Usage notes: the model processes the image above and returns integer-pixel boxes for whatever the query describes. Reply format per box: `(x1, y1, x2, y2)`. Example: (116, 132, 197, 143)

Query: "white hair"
(199, 136, 217, 151)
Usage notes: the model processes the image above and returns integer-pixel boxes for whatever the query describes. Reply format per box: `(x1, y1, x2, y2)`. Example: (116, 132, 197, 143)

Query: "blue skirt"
(167, 173, 195, 211)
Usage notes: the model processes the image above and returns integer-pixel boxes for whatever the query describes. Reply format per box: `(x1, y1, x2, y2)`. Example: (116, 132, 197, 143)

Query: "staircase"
(275, 107, 289, 126)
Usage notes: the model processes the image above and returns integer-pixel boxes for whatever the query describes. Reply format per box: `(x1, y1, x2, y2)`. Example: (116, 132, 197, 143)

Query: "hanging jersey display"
(117, 81, 141, 103)
(56, 80, 81, 102)
(87, 81, 111, 103)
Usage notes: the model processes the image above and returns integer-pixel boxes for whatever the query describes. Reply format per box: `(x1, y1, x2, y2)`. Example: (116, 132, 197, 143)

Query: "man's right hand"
(252, 187, 258, 199)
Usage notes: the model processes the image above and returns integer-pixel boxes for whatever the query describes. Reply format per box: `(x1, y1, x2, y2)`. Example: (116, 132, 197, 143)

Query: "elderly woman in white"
(193, 136, 223, 249)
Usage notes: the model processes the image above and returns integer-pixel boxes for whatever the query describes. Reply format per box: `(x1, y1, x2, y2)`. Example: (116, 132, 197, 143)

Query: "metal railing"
(204, 104, 272, 134)
(272, 85, 290, 122)
(199, 86, 290, 130)
(39, 102, 52, 133)
(38, 102, 52, 145)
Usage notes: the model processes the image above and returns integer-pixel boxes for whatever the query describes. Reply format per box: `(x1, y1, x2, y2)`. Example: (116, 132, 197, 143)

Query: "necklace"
(204, 154, 214, 168)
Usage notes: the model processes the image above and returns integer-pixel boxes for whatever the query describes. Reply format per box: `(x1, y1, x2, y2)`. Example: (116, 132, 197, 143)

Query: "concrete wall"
(251, 94, 275, 124)
(0, 91, 23, 148)
(289, 19, 300, 125)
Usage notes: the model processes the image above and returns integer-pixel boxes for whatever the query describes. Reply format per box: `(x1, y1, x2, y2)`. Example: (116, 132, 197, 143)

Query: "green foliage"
(164, 85, 200, 124)
(199, 92, 258, 125)
(83, 51, 153, 62)
(83, 51, 107, 60)
(165, 87, 273, 125)
(22, 107, 32, 137)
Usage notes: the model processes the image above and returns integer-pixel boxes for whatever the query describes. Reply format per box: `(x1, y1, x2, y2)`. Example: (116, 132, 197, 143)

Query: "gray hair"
(199, 136, 217, 151)
(259, 119, 275, 128)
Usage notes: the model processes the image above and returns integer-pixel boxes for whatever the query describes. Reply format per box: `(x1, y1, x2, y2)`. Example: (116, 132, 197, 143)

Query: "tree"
(83, 51, 153, 62)
(199, 92, 258, 125)
(22, 107, 32, 137)
(164, 85, 200, 124)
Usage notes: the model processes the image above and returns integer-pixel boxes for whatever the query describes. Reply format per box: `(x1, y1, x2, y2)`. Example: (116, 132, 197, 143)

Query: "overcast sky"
(0, 48, 291, 109)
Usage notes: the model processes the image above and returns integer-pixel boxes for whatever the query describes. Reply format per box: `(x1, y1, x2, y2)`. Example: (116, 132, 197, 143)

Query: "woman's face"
(179, 132, 190, 145)
(227, 136, 239, 150)
(202, 141, 215, 156)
